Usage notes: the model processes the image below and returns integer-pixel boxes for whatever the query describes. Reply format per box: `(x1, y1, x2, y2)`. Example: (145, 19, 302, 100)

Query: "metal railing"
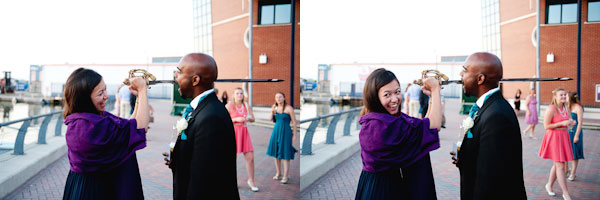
(0, 99, 115, 155)
(299, 107, 362, 155)
(0, 110, 64, 155)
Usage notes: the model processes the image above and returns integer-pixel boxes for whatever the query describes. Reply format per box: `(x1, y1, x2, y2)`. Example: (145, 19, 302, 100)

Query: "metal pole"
(249, 0, 254, 106)
(536, 0, 541, 115)
(290, 0, 296, 108)
(577, 0, 582, 101)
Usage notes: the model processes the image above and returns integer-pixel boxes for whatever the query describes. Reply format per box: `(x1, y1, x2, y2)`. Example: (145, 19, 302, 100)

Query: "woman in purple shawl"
(62, 68, 150, 200)
(355, 68, 443, 200)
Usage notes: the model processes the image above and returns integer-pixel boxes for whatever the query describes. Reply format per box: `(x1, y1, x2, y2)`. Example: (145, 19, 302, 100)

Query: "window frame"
(588, 0, 600, 22)
(546, 0, 578, 24)
(258, 0, 293, 25)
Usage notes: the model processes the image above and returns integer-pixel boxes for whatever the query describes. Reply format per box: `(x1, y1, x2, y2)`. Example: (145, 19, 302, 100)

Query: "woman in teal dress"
(267, 92, 297, 184)
(567, 92, 584, 181)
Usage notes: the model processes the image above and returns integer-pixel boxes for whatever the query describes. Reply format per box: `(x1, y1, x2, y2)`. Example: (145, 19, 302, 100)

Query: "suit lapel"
(188, 92, 216, 126)
(473, 92, 501, 130)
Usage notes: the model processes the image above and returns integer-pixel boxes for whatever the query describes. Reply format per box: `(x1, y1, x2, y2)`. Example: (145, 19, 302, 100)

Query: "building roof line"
(212, 13, 249, 27)
(329, 62, 464, 66)
(500, 12, 537, 26)
(39, 63, 177, 67)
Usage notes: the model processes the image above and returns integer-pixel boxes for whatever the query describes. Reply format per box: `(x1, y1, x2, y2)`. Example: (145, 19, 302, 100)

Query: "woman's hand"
(233, 117, 245, 122)
(129, 87, 139, 96)
(568, 119, 576, 127)
(573, 137, 579, 143)
(561, 119, 575, 127)
(421, 77, 441, 95)
(129, 77, 148, 92)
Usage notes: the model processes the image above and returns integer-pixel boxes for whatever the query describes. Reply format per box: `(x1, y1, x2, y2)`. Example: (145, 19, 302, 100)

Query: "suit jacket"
(457, 92, 526, 200)
(170, 93, 239, 200)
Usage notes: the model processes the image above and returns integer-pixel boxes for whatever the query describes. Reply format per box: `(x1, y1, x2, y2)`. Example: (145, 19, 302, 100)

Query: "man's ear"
(192, 75, 201, 86)
(476, 74, 486, 85)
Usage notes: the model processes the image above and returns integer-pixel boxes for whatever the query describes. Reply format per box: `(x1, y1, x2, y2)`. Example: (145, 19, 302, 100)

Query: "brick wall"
(212, 0, 250, 102)
(211, 0, 300, 108)
(539, 0, 600, 106)
(251, 0, 300, 108)
(499, 0, 537, 100)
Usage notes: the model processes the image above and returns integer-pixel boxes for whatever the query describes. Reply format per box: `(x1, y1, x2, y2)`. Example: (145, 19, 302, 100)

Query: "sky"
(300, 0, 483, 80)
(0, 1, 482, 81)
(0, 0, 194, 80)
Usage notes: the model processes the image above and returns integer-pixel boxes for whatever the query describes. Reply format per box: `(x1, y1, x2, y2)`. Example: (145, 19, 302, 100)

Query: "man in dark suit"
(452, 52, 526, 199)
(166, 53, 239, 199)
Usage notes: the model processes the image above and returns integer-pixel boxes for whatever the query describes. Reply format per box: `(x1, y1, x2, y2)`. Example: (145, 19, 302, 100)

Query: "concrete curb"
(0, 135, 67, 199)
(299, 134, 360, 192)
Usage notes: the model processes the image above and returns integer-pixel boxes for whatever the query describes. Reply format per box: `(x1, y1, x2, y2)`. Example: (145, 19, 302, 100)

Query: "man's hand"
(450, 151, 459, 167)
(162, 152, 171, 166)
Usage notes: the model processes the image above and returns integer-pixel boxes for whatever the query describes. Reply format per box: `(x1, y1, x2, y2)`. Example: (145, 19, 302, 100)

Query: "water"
(300, 102, 360, 128)
(299, 102, 361, 150)
(0, 102, 64, 154)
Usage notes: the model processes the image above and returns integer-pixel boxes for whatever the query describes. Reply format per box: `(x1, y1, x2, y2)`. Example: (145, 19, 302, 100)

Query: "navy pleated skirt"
(63, 154, 144, 200)
(355, 154, 437, 200)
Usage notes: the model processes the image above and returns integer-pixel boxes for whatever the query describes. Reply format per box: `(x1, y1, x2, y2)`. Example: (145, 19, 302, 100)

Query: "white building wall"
(329, 64, 464, 98)
(40, 65, 177, 99)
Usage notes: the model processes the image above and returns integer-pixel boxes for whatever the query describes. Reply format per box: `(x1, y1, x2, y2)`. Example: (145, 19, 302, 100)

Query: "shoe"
(247, 180, 259, 192)
(273, 174, 281, 180)
(280, 177, 289, 184)
(568, 175, 575, 181)
(545, 183, 556, 196)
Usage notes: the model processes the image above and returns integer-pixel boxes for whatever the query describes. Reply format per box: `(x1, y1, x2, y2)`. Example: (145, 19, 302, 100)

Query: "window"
(546, 0, 578, 24)
(192, 0, 213, 55)
(259, 0, 292, 25)
(589, 0, 600, 22)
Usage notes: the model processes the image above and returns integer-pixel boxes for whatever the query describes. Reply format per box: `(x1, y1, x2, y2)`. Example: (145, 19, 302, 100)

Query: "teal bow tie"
(179, 90, 215, 140)
(466, 104, 479, 139)
(180, 104, 193, 140)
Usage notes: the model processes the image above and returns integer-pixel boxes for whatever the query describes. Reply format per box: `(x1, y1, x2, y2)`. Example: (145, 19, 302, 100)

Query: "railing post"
(301, 120, 320, 155)
(356, 115, 361, 130)
(14, 120, 31, 155)
(326, 114, 340, 144)
(55, 114, 63, 136)
(343, 112, 356, 136)
(37, 115, 53, 144)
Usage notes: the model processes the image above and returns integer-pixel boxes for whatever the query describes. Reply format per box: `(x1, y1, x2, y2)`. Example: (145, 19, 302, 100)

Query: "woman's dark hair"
(360, 68, 400, 116)
(63, 68, 103, 118)
(222, 91, 228, 104)
(272, 92, 287, 122)
(568, 91, 583, 112)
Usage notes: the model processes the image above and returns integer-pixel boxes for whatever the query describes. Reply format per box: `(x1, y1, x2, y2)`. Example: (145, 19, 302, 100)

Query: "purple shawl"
(358, 112, 440, 173)
(64, 111, 146, 173)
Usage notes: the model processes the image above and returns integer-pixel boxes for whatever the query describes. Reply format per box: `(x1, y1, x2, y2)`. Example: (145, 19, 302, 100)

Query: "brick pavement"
(5, 100, 299, 199)
(301, 98, 600, 199)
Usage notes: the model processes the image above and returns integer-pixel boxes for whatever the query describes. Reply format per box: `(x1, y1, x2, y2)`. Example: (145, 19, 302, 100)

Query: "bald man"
(454, 52, 526, 199)
(168, 53, 239, 199)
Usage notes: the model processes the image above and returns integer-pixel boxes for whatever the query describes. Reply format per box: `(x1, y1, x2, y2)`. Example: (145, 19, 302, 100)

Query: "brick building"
(484, 0, 599, 106)
(193, 0, 300, 108)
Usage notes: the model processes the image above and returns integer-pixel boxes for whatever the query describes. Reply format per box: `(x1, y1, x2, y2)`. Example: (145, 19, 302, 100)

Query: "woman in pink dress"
(226, 87, 258, 192)
(522, 88, 538, 138)
(538, 88, 576, 200)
